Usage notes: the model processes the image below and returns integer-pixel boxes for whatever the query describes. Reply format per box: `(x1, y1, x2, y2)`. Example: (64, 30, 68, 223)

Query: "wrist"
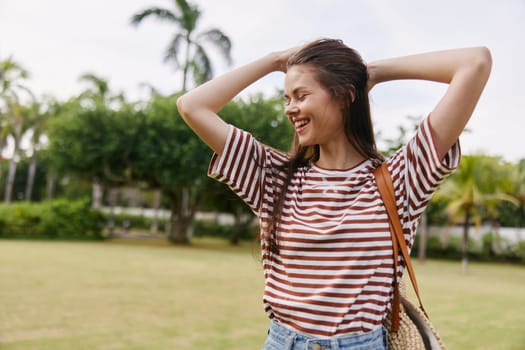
(268, 51, 288, 72)
(366, 62, 380, 92)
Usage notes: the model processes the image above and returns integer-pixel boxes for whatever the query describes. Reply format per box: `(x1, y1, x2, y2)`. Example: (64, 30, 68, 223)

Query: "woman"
(177, 39, 491, 349)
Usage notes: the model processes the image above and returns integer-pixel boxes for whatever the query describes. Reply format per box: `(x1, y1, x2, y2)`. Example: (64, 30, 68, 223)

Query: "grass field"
(0, 238, 524, 350)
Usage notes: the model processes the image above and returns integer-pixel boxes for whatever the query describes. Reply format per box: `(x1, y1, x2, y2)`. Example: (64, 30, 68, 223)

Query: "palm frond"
(198, 28, 232, 65)
(163, 33, 185, 68)
(130, 7, 179, 26)
(192, 44, 212, 84)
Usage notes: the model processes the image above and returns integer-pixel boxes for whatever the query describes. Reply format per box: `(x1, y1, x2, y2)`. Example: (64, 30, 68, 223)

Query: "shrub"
(193, 220, 258, 244)
(0, 199, 104, 240)
(105, 212, 167, 232)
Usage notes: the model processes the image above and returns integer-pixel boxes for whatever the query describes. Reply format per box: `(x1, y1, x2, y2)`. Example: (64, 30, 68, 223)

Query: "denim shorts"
(262, 320, 388, 350)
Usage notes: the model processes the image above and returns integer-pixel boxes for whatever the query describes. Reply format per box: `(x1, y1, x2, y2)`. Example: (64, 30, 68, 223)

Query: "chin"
(297, 135, 316, 147)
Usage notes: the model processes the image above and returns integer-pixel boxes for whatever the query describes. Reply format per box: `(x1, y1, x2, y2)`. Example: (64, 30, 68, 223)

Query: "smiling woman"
(284, 65, 359, 167)
(176, 38, 491, 349)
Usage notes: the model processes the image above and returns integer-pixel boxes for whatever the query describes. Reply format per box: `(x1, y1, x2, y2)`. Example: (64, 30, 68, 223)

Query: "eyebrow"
(284, 86, 308, 99)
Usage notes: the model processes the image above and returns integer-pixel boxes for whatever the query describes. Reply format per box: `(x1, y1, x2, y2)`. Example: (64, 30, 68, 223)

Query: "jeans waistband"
(264, 320, 388, 350)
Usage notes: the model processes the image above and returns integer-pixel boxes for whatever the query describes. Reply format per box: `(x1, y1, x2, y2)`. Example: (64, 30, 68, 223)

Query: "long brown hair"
(264, 38, 384, 256)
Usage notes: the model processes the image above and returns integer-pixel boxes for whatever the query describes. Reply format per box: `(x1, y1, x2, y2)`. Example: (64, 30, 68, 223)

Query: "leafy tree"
(75, 73, 127, 210)
(131, 0, 232, 91)
(46, 95, 139, 235)
(130, 93, 211, 243)
(435, 155, 517, 273)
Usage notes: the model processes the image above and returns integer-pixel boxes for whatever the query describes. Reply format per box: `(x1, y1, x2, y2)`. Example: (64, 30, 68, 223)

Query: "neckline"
(311, 158, 370, 174)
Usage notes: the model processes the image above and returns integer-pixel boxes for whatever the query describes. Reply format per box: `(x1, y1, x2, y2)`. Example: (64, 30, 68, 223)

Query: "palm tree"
(435, 155, 517, 273)
(131, 0, 232, 91)
(23, 99, 52, 201)
(0, 57, 34, 203)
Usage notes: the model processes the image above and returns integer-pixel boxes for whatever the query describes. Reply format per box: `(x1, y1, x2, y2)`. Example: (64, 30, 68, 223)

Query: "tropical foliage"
(434, 155, 518, 272)
(131, 0, 232, 91)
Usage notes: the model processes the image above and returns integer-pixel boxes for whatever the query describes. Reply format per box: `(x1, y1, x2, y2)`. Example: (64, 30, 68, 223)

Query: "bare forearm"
(177, 53, 282, 115)
(367, 47, 492, 159)
(367, 47, 492, 90)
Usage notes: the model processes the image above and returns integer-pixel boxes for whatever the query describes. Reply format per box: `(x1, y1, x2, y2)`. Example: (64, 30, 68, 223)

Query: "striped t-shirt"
(208, 116, 460, 337)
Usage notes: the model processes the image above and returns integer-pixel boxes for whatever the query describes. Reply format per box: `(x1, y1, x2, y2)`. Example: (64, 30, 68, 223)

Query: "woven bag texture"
(385, 289, 446, 350)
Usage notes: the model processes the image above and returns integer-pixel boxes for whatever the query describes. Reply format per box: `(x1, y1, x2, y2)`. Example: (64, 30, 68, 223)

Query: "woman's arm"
(367, 47, 492, 159)
(177, 49, 292, 155)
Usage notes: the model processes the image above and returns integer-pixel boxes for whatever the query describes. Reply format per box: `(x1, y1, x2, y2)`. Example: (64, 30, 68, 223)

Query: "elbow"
(176, 94, 191, 121)
(475, 46, 492, 80)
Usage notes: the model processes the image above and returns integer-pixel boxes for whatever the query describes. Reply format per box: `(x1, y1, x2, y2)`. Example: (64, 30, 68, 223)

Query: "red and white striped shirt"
(208, 116, 460, 337)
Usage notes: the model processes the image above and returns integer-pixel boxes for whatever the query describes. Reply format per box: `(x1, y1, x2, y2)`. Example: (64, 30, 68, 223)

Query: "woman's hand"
(272, 45, 304, 72)
(366, 63, 378, 93)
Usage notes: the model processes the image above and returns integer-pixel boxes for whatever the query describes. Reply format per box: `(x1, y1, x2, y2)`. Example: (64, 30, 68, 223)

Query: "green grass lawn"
(0, 238, 524, 350)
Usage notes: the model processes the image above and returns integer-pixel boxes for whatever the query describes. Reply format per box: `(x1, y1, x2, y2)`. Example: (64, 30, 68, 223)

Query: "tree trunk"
(107, 187, 119, 237)
(168, 187, 193, 244)
(169, 210, 192, 244)
(418, 212, 428, 262)
(46, 172, 56, 200)
(461, 209, 471, 274)
(150, 189, 162, 235)
(92, 178, 103, 209)
(25, 152, 37, 201)
(4, 157, 17, 203)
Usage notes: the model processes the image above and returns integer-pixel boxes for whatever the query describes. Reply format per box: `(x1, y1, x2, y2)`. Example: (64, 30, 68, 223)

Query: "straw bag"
(374, 163, 446, 350)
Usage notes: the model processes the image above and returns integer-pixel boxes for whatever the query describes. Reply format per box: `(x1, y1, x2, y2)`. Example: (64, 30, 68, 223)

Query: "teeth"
(295, 119, 309, 128)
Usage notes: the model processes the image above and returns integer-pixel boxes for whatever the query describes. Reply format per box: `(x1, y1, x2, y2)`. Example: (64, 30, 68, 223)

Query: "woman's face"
(284, 65, 345, 147)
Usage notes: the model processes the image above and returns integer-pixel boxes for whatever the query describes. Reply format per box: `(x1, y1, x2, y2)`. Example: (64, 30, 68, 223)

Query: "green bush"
(107, 212, 167, 232)
(193, 220, 257, 244)
(0, 199, 104, 240)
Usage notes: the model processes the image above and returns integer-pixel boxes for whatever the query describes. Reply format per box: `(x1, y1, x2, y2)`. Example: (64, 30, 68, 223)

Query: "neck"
(315, 143, 366, 170)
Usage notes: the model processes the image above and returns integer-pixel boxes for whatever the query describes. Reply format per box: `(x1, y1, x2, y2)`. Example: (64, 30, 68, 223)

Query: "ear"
(348, 85, 356, 103)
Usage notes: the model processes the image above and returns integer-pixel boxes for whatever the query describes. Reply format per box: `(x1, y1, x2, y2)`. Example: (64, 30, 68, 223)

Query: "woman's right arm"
(176, 50, 290, 156)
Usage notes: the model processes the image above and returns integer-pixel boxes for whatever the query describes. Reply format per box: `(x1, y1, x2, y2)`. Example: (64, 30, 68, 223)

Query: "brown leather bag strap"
(374, 162, 428, 332)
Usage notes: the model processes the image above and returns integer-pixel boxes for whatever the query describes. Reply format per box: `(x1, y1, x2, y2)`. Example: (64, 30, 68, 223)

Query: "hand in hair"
(272, 45, 305, 73)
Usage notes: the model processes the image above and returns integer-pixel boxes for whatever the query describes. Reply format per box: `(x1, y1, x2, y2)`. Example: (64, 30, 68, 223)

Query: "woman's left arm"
(367, 47, 492, 159)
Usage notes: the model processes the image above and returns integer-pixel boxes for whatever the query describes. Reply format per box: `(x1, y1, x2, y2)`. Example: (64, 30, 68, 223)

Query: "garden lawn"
(0, 238, 524, 350)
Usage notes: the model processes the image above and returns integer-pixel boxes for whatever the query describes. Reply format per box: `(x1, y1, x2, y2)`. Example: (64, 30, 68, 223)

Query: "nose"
(284, 102, 298, 118)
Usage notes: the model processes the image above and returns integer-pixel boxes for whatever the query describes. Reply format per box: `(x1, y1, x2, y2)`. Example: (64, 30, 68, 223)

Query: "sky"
(1, 0, 524, 162)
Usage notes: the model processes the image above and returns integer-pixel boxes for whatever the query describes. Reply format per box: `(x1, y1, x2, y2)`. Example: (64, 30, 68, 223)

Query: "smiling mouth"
(295, 118, 310, 131)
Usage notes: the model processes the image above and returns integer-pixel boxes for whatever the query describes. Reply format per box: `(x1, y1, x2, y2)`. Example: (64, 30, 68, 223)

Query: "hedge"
(0, 199, 104, 240)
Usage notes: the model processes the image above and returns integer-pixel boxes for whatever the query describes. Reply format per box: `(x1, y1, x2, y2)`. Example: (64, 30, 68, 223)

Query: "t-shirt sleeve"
(208, 125, 271, 215)
(388, 115, 461, 239)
